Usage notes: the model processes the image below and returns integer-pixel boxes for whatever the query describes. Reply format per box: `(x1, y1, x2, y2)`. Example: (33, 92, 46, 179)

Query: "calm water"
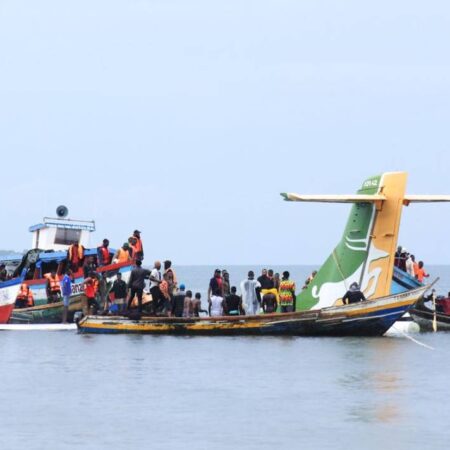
(1, 265, 450, 450)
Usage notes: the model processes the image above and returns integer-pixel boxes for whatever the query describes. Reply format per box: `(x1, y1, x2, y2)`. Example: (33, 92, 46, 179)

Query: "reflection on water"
(337, 338, 404, 425)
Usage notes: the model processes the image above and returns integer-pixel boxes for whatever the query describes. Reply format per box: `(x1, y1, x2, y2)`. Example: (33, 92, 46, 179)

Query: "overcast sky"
(1, 1, 449, 264)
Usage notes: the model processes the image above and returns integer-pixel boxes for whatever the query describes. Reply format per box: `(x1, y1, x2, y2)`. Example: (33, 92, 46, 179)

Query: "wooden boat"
(78, 172, 450, 336)
(77, 285, 428, 336)
(10, 260, 133, 324)
(410, 298, 450, 332)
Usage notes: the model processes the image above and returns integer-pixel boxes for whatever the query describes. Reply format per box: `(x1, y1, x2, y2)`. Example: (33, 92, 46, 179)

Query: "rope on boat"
(391, 324, 435, 350)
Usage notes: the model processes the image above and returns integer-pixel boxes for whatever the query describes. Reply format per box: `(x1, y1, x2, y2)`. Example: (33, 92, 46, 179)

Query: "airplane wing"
(403, 195, 450, 204)
(280, 193, 386, 203)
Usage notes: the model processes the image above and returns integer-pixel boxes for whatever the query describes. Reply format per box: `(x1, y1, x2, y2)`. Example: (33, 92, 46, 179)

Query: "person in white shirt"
(150, 261, 163, 314)
(404, 250, 415, 277)
(240, 271, 261, 315)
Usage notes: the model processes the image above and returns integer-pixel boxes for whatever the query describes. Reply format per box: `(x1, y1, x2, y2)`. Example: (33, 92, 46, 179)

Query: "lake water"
(1, 265, 450, 449)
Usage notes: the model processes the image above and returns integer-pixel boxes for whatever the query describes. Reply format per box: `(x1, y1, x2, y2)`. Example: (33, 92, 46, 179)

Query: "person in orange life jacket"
(113, 243, 131, 264)
(61, 268, 73, 323)
(68, 243, 85, 272)
(84, 272, 99, 315)
(46, 270, 61, 304)
(128, 236, 139, 260)
(133, 230, 144, 261)
(15, 283, 31, 309)
(164, 260, 177, 296)
(97, 239, 111, 266)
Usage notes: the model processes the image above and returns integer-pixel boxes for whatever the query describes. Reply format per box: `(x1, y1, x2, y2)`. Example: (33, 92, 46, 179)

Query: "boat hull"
(78, 286, 427, 336)
(410, 303, 450, 332)
(0, 278, 23, 324)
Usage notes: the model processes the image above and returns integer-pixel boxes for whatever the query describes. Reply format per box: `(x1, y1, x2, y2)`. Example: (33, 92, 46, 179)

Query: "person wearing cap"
(133, 230, 144, 261)
(172, 284, 186, 317)
(113, 243, 131, 264)
(342, 282, 366, 305)
(240, 271, 261, 315)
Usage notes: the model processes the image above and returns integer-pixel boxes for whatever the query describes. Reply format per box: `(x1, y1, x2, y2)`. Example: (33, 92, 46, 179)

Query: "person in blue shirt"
(61, 269, 73, 323)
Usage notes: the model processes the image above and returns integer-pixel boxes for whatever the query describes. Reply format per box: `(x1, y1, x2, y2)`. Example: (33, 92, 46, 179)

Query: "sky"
(1, 0, 450, 264)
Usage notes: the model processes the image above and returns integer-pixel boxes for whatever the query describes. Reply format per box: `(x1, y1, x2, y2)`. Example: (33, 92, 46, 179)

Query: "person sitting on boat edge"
(61, 269, 73, 323)
(279, 271, 296, 313)
(342, 282, 366, 305)
(224, 286, 244, 316)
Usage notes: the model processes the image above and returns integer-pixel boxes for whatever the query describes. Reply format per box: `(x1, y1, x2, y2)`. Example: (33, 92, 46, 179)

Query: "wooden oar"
(432, 291, 437, 332)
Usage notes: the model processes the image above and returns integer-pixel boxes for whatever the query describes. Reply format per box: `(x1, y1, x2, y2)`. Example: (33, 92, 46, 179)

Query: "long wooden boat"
(410, 300, 450, 332)
(77, 285, 428, 336)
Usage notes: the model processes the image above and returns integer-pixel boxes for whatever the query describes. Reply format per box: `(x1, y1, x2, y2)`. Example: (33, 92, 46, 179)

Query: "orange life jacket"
(117, 248, 130, 263)
(99, 246, 111, 265)
(134, 237, 143, 253)
(27, 290, 34, 307)
(68, 244, 84, 262)
(45, 274, 61, 293)
(17, 283, 29, 300)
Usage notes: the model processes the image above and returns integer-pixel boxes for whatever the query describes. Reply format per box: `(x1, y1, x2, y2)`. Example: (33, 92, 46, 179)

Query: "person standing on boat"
(45, 270, 61, 304)
(149, 261, 164, 314)
(415, 261, 430, 284)
(262, 291, 278, 314)
(83, 256, 98, 278)
(342, 282, 366, 304)
(68, 243, 84, 272)
(240, 271, 261, 315)
(164, 260, 178, 296)
(279, 271, 296, 313)
(61, 269, 73, 323)
(172, 284, 186, 317)
(405, 251, 415, 277)
(97, 239, 111, 266)
(132, 230, 144, 261)
(15, 283, 31, 309)
(209, 292, 224, 317)
(113, 243, 132, 264)
(222, 270, 231, 297)
(84, 272, 99, 315)
(110, 272, 128, 313)
(127, 259, 151, 314)
(224, 286, 244, 316)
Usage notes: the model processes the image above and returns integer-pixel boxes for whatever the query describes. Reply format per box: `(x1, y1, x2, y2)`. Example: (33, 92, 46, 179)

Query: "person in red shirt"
(83, 272, 99, 314)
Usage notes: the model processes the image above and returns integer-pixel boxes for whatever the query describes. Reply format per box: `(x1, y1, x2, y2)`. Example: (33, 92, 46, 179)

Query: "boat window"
(54, 228, 81, 246)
